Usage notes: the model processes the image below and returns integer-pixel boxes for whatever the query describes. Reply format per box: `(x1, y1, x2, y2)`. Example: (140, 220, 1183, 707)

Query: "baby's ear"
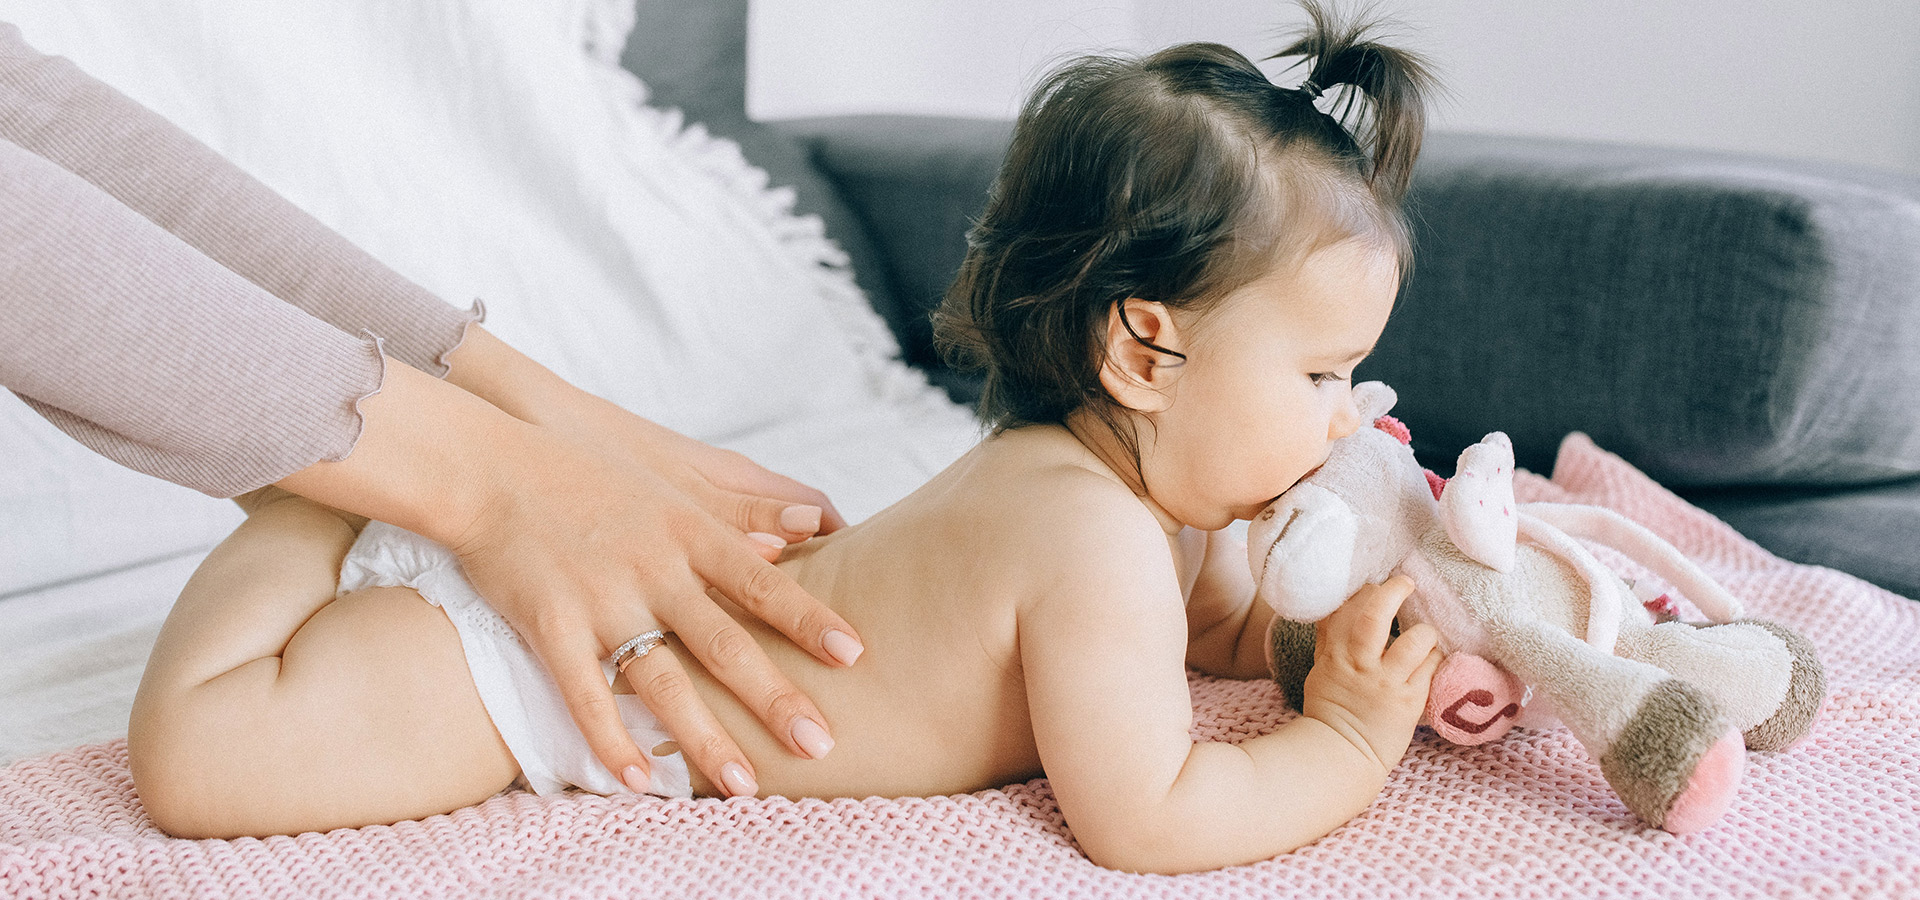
(1098, 299, 1184, 413)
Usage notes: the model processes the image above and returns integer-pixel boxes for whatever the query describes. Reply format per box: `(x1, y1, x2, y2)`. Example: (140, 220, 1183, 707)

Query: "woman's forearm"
(0, 23, 478, 376)
(438, 325, 575, 424)
(273, 360, 507, 547)
(0, 137, 383, 497)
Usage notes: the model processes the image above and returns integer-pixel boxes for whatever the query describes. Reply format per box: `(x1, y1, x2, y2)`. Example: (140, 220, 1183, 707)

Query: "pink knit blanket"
(5, 435, 1917, 899)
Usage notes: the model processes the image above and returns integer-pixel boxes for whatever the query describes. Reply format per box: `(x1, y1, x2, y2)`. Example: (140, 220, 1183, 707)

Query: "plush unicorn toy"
(1248, 382, 1824, 834)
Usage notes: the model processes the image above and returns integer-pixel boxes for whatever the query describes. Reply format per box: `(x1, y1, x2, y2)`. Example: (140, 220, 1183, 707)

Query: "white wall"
(750, 1, 1920, 177)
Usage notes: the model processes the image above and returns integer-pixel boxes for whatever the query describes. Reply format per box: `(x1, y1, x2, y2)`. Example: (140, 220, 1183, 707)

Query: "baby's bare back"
(670, 431, 1110, 799)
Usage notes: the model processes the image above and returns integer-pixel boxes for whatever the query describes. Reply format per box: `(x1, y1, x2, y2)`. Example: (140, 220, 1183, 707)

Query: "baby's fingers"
(1383, 621, 1440, 674)
(1415, 645, 1444, 686)
(1324, 575, 1414, 662)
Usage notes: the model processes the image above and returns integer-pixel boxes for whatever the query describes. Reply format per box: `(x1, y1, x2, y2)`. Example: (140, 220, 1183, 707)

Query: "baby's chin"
(1236, 469, 1321, 521)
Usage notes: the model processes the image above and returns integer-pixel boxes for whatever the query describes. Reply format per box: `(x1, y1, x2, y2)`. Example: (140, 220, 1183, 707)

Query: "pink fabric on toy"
(4, 435, 1918, 899)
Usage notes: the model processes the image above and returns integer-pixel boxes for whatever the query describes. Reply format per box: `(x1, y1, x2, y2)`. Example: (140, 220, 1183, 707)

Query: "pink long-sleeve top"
(0, 22, 478, 497)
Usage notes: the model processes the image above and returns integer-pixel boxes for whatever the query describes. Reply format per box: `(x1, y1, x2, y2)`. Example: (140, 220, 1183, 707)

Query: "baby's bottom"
(339, 519, 690, 800)
(127, 492, 681, 839)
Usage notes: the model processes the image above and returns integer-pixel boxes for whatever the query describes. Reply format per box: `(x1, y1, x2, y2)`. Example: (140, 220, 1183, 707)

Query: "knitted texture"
(3, 434, 1916, 899)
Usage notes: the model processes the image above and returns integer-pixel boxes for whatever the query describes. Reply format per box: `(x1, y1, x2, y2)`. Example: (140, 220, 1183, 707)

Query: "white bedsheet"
(0, 553, 200, 765)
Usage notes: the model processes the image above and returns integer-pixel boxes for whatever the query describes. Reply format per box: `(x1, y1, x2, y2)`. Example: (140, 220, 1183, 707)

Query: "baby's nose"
(1329, 391, 1362, 440)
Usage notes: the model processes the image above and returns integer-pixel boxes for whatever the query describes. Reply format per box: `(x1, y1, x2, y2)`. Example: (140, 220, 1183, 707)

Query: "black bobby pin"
(1118, 300, 1188, 365)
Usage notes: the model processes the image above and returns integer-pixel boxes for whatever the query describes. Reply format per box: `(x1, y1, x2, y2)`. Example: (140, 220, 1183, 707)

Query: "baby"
(129, 7, 1441, 874)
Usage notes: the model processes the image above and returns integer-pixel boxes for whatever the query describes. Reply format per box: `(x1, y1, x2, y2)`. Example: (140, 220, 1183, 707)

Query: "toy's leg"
(1487, 616, 1743, 834)
(1268, 616, 1316, 712)
(1736, 620, 1825, 751)
(1615, 619, 1824, 751)
(1426, 653, 1526, 745)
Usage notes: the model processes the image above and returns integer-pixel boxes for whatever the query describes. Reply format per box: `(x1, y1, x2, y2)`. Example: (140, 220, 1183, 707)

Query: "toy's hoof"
(1662, 729, 1745, 834)
(1267, 616, 1316, 712)
(1426, 653, 1524, 746)
(1600, 679, 1744, 833)
(1737, 619, 1826, 752)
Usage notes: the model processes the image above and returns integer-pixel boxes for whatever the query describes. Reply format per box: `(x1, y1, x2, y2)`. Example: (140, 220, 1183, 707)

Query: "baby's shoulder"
(974, 431, 1162, 538)
(963, 431, 1180, 605)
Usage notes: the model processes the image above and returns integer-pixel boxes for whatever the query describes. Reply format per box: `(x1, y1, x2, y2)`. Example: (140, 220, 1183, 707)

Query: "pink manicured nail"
(720, 762, 757, 798)
(791, 717, 834, 760)
(747, 531, 787, 549)
(780, 505, 823, 534)
(622, 764, 649, 793)
(823, 629, 864, 666)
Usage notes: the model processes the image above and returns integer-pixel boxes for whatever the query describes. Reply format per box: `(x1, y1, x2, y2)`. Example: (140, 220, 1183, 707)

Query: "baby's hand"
(1300, 575, 1443, 775)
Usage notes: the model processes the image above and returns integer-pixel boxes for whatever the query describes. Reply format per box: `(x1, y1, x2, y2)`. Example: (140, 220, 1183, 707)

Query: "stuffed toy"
(1248, 382, 1825, 834)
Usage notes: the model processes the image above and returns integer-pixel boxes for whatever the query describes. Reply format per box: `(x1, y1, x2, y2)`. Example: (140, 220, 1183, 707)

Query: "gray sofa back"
(1378, 134, 1920, 490)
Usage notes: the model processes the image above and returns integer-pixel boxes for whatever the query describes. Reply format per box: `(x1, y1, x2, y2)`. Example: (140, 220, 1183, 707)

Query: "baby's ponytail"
(1272, 0, 1432, 201)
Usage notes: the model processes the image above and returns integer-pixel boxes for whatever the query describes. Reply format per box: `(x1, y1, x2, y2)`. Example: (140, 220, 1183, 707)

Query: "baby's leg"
(129, 491, 519, 838)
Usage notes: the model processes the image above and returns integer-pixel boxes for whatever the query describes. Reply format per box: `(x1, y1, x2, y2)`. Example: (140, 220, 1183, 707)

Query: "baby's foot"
(233, 485, 301, 516)
(1425, 653, 1524, 745)
(232, 485, 370, 532)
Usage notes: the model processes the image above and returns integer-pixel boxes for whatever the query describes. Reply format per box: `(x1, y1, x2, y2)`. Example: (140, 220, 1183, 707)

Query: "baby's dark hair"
(934, 2, 1434, 457)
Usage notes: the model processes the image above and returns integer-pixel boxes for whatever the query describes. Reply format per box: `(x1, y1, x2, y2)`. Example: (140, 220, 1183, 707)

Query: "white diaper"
(337, 520, 692, 798)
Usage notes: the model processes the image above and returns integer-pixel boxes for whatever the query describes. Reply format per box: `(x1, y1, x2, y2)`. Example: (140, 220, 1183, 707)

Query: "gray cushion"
(1686, 477, 1920, 600)
(770, 115, 1013, 403)
(1371, 133, 1920, 491)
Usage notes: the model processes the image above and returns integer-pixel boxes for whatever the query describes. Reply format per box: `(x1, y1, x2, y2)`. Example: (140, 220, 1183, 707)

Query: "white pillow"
(3, 0, 928, 440)
(0, 0, 967, 595)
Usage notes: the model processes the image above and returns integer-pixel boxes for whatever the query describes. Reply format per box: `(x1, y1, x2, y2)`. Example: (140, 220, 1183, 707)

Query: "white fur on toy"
(1248, 383, 1825, 834)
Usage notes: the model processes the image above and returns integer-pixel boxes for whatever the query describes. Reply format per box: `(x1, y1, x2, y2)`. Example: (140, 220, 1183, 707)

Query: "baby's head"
(935, 3, 1434, 529)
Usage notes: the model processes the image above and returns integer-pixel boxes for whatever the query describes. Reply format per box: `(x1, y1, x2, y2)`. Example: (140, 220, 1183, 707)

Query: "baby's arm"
(1180, 528, 1276, 679)
(1022, 512, 1438, 873)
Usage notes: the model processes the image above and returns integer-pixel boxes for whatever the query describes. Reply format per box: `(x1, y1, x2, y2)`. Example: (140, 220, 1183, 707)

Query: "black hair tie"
(1298, 78, 1324, 100)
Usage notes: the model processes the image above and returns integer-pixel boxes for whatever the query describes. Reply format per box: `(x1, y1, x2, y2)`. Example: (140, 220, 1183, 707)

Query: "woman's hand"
(280, 345, 863, 798)
(446, 424, 857, 798)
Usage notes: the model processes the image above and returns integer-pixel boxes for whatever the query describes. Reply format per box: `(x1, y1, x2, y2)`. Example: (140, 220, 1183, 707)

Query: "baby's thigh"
(278, 586, 522, 811)
(159, 586, 521, 837)
(299, 587, 515, 746)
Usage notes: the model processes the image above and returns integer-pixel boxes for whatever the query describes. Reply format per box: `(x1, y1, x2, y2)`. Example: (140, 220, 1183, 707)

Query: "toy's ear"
(1352, 381, 1397, 421)
(1439, 432, 1518, 571)
(1248, 483, 1360, 621)
(1524, 502, 1748, 623)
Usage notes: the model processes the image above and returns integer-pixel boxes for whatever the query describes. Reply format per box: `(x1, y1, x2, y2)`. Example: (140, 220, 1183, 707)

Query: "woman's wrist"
(439, 325, 579, 427)
(276, 358, 514, 547)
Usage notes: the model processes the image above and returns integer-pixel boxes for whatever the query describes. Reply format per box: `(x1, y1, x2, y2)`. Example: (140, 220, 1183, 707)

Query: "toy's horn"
(1352, 381, 1397, 421)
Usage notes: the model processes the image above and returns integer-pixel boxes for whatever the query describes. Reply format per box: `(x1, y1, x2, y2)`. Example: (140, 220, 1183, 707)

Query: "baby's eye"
(1309, 372, 1349, 387)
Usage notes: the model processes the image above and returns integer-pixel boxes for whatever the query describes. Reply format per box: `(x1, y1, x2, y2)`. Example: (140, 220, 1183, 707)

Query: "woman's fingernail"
(622, 764, 650, 793)
(780, 505, 823, 534)
(748, 531, 787, 549)
(720, 762, 757, 798)
(823, 629, 864, 666)
(791, 717, 834, 760)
